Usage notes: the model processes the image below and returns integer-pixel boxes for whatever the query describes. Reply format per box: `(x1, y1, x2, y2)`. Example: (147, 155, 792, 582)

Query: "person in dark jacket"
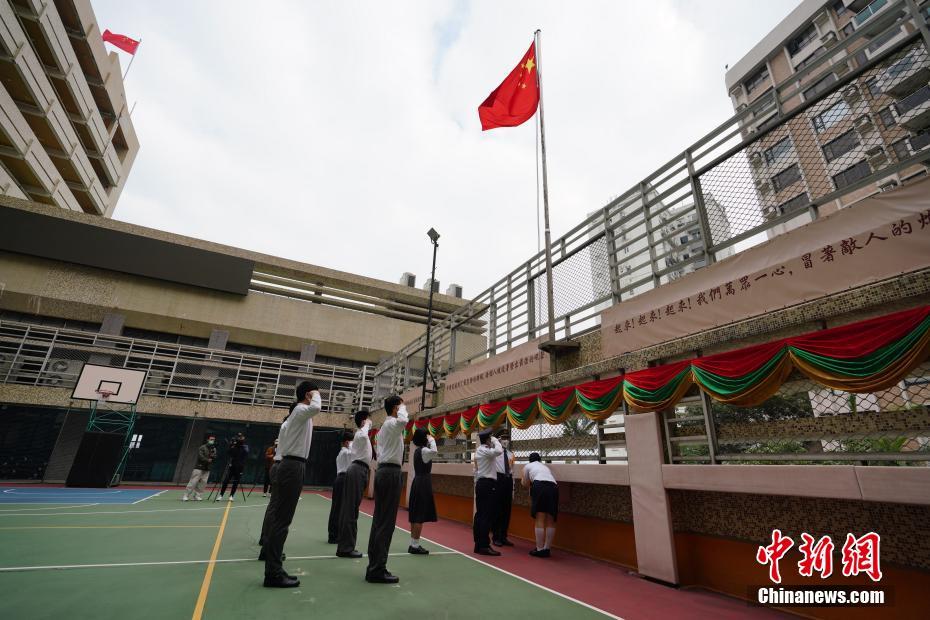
(217, 432, 249, 502)
(182, 436, 217, 501)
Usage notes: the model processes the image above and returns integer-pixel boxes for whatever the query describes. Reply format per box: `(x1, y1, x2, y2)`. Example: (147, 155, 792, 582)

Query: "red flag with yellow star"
(478, 42, 539, 131)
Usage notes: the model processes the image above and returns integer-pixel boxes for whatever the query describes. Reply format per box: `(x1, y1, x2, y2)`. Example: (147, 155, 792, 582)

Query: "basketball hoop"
(96, 390, 114, 406)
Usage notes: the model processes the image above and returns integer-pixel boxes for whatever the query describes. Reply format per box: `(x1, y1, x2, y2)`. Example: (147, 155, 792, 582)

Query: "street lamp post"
(421, 228, 440, 411)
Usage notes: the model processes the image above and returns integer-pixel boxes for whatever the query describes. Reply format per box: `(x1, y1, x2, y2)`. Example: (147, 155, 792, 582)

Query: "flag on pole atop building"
(102, 29, 140, 55)
(478, 41, 540, 130)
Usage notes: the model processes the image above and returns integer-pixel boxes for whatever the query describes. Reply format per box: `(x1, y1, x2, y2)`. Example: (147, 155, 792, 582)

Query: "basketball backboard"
(71, 364, 147, 405)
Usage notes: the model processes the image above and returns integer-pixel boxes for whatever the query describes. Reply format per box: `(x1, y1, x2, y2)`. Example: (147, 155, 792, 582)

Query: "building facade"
(725, 0, 930, 235)
(0, 0, 138, 217)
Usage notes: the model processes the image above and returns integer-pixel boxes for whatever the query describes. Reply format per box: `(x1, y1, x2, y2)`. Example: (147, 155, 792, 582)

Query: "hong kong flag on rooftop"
(478, 41, 540, 130)
(102, 29, 140, 55)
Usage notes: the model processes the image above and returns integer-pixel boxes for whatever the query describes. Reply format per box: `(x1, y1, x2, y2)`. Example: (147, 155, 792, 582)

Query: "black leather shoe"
(529, 548, 551, 558)
(366, 572, 400, 584)
(408, 545, 429, 555)
(263, 575, 300, 588)
(499, 539, 515, 547)
(492, 540, 504, 547)
(476, 547, 501, 556)
(337, 550, 363, 558)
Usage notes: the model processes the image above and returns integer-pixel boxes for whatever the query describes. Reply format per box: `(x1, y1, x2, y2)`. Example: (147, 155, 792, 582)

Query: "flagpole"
(534, 29, 556, 345)
(122, 38, 141, 81)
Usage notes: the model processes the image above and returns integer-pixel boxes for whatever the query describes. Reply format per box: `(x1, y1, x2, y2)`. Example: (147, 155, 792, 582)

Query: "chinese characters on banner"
(442, 337, 550, 403)
(757, 529, 882, 583)
(600, 180, 930, 358)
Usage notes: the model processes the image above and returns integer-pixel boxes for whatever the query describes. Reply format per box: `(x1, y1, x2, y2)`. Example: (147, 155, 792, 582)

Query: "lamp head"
(427, 228, 440, 243)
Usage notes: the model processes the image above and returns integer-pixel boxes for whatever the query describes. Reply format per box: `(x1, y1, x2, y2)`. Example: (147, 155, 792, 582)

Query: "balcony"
(854, 0, 889, 27)
(878, 49, 930, 97)
(895, 84, 930, 130)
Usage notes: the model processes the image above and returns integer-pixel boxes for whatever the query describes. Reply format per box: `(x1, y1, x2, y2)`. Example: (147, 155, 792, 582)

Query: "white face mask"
(397, 404, 408, 416)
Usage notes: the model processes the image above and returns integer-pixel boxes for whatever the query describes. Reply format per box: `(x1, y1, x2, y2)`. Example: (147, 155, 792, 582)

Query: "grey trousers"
(261, 458, 304, 578)
(337, 462, 368, 554)
(366, 464, 402, 579)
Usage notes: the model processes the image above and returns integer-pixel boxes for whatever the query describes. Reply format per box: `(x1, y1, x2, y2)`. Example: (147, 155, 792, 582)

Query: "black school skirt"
(408, 473, 437, 523)
(530, 480, 558, 520)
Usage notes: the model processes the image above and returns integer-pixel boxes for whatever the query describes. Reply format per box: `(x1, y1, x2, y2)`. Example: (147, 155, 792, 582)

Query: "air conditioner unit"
(0, 352, 24, 381)
(842, 84, 862, 104)
(40, 358, 83, 387)
(762, 204, 779, 218)
(327, 389, 355, 414)
(854, 114, 874, 133)
(755, 179, 774, 195)
(206, 377, 229, 401)
(749, 151, 763, 168)
(254, 382, 273, 405)
(820, 31, 838, 48)
(879, 180, 899, 192)
(866, 146, 888, 166)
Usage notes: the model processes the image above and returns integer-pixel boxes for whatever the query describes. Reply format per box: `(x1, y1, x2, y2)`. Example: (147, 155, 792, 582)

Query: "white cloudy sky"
(94, 0, 798, 297)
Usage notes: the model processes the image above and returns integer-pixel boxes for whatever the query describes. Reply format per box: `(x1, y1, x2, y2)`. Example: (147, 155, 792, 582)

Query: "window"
(778, 192, 810, 214)
(764, 136, 794, 164)
(832, 0, 848, 16)
(772, 164, 802, 191)
(895, 85, 930, 116)
(878, 106, 896, 128)
(745, 66, 770, 93)
(832, 160, 872, 189)
(822, 129, 861, 162)
(911, 130, 930, 152)
(865, 26, 902, 55)
(803, 73, 837, 100)
(812, 99, 850, 132)
(787, 24, 819, 56)
(679, 235, 689, 244)
(842, 22, 855, 37)
(865, 78, 882, 98)
(891, 138, 910, 161)
(129, 434, 143, 450)
(853, 49, 868, 68)
(795, 46, 827, 71)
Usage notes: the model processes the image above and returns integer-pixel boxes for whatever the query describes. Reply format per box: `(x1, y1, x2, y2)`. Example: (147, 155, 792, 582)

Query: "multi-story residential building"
(0, 0, 138, 217)
(725, 0, 930, 235)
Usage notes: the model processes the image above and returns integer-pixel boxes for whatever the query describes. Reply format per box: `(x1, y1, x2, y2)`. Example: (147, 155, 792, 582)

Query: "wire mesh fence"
(665, 363, 930, 465)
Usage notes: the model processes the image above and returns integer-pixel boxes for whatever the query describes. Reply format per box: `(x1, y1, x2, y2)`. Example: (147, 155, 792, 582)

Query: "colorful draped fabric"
(406, 305, 930, 433)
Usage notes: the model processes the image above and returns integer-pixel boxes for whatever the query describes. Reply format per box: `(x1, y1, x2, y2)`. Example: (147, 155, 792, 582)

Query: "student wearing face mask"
(182, 435, 217, 501)
(492, 429, 516, 547)
(364, 394, 408, 584)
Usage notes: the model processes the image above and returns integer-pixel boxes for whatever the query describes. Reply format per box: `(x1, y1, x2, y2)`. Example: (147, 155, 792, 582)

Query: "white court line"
(132, 490, 166, 505)
(0, 504, 267, 517)
(316, 494, 622, 620)
(0, 551, 457, 573)
(1, 489, 123, 496)
(0, 504, 99, 513)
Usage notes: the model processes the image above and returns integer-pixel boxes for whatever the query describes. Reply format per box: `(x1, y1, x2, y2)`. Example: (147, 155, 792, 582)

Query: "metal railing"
(664, 363, 930, 465)
(374, 0, 930, 397)
(0, 320, 376, 414)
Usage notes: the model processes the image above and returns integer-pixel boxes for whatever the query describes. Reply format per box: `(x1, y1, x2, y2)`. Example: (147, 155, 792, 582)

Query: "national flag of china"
(478, 42, 539, 131)
(102, 29, 140, 55)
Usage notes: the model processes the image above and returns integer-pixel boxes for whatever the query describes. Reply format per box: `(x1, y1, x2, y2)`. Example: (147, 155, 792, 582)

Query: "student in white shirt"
(407, 428, 438, 554)
(327, 430, 353, 544)
(521, 452, 558, 558)
(261, 380, 321, 587)
(365, 394, 408, 584)
(492, 429, 516, 547)
(337, 410, 372, 558)
(473, 428, 504, 556)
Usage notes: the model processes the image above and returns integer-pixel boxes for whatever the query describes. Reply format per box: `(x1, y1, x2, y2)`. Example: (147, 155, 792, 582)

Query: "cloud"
(94, 0, 798, 297)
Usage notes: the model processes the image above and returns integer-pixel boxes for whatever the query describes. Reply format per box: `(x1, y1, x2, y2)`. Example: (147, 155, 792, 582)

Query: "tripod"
(206, 456, 247, 503)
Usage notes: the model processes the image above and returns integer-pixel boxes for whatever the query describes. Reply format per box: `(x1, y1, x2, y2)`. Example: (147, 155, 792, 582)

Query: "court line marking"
(192, 500, 232, 620)
(315, 493, 622, 620)
(1, 489, 124, 495)
(0, 504, 99, 512)
(0, 552, 458, 573)
(132, 490, 167, 504)
(0, 525, 219, 530)
(0, 504, 267, 517)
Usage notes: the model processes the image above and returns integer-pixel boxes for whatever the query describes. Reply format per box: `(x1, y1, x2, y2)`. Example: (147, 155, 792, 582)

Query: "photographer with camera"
(216, 432, 249, 502)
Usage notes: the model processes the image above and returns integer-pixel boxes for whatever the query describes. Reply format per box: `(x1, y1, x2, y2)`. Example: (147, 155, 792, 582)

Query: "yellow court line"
(192, 500, 232, 620)
(0, 525, 218, 530)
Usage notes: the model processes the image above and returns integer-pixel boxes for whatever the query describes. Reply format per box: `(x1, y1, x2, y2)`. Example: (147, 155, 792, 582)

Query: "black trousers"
(261, 458, 304, 578)
(473, 477, 497, 551)
(327, 472, 347, 541)
(220, 465, 243, 497)
(263, 467, 272, 494)
(337, 462, 368, 554)
(258, 462, 279, 546)
(366, 464, 402, 578)
(492, 473, 513, 543)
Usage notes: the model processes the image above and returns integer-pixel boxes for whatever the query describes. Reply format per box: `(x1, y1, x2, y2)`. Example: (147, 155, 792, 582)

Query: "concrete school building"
(0, 193, 474, 487)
